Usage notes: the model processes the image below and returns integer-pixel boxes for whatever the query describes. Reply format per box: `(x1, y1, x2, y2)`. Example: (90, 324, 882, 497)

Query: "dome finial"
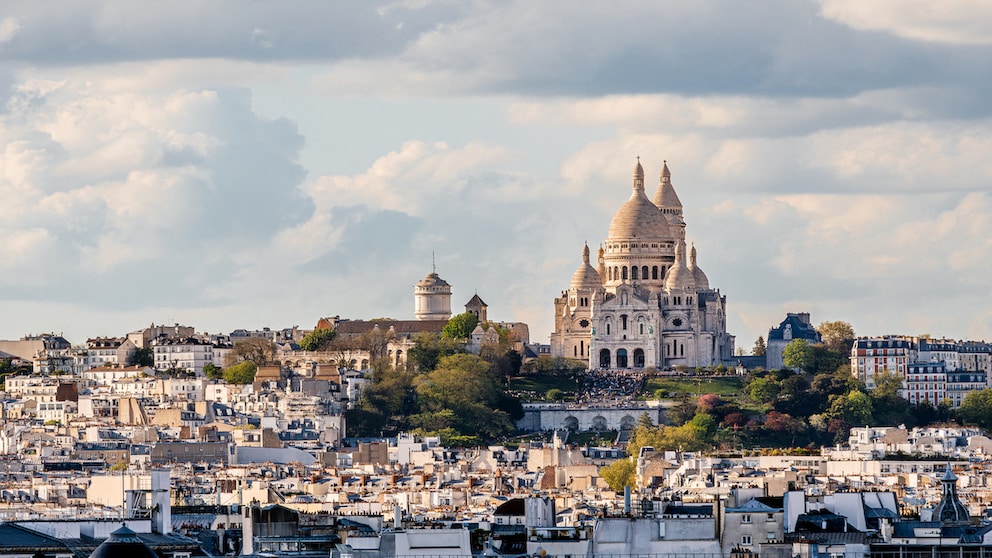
(633, 156, 645, 191)
(661, 160, 671, 182)
(582, 242, 590, 264)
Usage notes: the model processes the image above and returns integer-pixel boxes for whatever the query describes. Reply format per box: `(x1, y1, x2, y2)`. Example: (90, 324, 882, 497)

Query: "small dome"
(688, 244, 709, 289)
(652, 161, 683, 212)
(570, 244, 602, 290)
(89, 526, 157, 558)
(665, 241, 696, 291)
(416, 271, 450, 288)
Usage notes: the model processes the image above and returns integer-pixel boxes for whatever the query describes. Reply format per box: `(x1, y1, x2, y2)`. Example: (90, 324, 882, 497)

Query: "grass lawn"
(509, 373, 581, 395)
(644, 376, 744, 399)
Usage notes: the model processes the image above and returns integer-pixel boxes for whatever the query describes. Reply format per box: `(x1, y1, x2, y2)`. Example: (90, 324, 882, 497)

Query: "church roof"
(465, 293, 487, 307)
(571, 243, 602, 290)
(665, 240, 695, 290)
(688, 244, 709, 290)
(652, 161, 683, 210)
(607, 160, 672, 243)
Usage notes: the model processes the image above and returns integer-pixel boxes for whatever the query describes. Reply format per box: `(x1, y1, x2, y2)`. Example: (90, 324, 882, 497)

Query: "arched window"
(642, 266, 649, 280)
(613, 266, 619, 280)
(631, 266, 639, 280)
(606, 321, 611, 335)
(599, 349, 611, 369)
(574, 345, 578, 357)
(688, 297, 692, 304)
(634, 348, 645, 368)
(661, 266, 667, 278)
(639, 323, 644, 335)
(580, 340, 584, 356)
(616, 349, 628, 368)
(652, 266, 659, 280)
(622, 267, 628, 281)
(621, 315, 628, 330)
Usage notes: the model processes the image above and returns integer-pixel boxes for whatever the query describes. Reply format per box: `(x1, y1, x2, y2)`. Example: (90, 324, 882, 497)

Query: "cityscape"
(3, 2, 992, 558)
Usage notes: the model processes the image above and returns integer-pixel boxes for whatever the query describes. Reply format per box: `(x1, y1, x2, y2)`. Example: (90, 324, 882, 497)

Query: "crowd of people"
(576, 369, 646, 403)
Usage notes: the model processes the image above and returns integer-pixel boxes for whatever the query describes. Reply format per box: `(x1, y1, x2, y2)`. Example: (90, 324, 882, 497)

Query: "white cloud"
(0, 17, 20, 45)
(820, 0, 992, 45)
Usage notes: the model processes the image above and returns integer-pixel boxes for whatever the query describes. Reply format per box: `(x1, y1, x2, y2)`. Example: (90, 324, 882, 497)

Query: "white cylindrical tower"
(414, 269, 452, 320)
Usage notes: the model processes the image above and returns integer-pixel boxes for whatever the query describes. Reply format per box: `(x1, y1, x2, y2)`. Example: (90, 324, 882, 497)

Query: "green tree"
(299, 328, 337, 351)
(409, 333, 465, 372)
(411, 353, 515, 439)
(957, 389, 992, 432)
(225, 338, 277, 367)
(546, 388, 564, 401)
(223, 361, 258, 384)
(828, 389, 873, 426)
(202, 363, 223, 380)
(441, 312, 480, 340)
(637, 412, 654, 429)
(745, 377, 780, 405)
(816, 320, 855, 352)
(600, 459, 636, 492)
(667, 393, 697, 425)
(871, 370, 904, 399)
(132, 347, 154, 367)
(752, 336, 766, 356)
(782, 339, 815, 372)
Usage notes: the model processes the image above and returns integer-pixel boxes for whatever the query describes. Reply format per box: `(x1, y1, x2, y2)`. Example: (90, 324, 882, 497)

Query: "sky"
(2, 0, 992, 350)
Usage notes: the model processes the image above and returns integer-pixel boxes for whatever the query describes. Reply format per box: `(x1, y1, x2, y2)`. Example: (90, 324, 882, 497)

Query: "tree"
(752, 336, 766, 356)
(782, 339, 814, 372)
(816, 321, 855, 352)
(132, 347, 154, 367)
(827, 390, 873, 426)
(957, 389, 992, 432)
(600, 459, 636, 492)
(667, 393, 697, 425)
(202, 363, 222, 380)
(745, 377, 780, 405)
(441, 312, 479, 340)
(409, 333, 464, 372)
(226, 338, 277, 367)
(546, 388, 564, 401)
(299, 328, 336, 352)
(411, 353, 516, 440)
(222, 361, 257, 384)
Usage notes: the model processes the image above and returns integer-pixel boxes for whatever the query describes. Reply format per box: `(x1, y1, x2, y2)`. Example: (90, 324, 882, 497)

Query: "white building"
(551, 160, 734, 370)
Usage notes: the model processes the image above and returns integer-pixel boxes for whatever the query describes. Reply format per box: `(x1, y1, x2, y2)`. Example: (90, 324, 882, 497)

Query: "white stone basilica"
(551, 160, 735, 370)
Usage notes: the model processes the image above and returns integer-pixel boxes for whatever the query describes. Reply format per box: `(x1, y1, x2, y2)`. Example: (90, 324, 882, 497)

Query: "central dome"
(606, 160, 673, 243)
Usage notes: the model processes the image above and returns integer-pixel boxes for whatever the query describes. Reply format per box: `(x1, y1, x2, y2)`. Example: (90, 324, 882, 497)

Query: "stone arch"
(631, 266, 639, 280)
(620, 415, 636, 428)
(361, 359, 369, 369)
(642, 266, 649, 280)
(564, 416, 579, 431)
(599, 349, 611, 369)
(616, 348, 628, 368)
(591, 416, 608, 431)
(633, 348, 645, 368)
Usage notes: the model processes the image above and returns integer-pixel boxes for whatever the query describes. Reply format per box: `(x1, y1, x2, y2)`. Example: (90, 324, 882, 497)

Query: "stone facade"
(551, 160, 734, 369)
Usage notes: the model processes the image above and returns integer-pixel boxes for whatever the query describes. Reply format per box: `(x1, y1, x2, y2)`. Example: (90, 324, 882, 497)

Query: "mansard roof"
(768, 313, 822, 342)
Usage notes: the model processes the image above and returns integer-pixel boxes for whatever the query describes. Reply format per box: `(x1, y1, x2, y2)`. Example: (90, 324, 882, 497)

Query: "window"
(741, 535, 752, 545)
(767, 513, 775, 521)
(766, 532, 775, 541)
(741, 514, 751, 524)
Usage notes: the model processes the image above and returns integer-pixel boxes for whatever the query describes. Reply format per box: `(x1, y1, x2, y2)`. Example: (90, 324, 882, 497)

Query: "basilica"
(551, 159, 735, 370)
